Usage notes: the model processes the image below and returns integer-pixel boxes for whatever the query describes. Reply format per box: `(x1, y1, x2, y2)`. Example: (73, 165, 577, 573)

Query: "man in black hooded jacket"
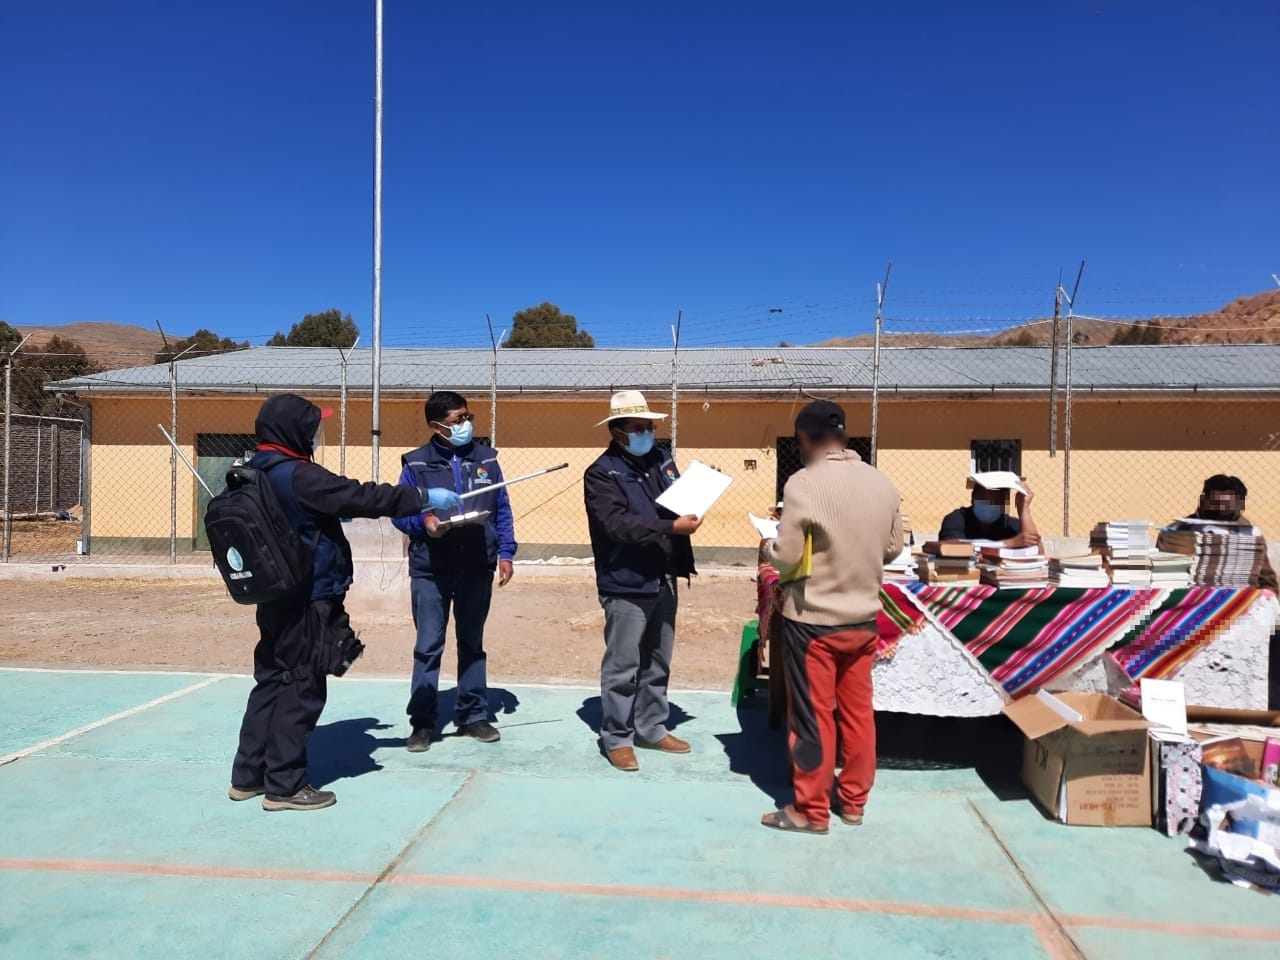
(229, 394, 461, 811)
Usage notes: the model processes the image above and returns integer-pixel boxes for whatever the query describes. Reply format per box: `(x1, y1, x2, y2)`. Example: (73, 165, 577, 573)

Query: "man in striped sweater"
(761, 400, 903, 834)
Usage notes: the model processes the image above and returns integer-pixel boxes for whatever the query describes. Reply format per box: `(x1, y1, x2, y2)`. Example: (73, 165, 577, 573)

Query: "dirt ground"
(0, 573, 756, 689)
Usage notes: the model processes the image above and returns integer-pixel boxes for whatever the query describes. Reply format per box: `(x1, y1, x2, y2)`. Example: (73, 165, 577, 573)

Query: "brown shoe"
(638, 733, 691, 754)
(607, 746, 640, 772)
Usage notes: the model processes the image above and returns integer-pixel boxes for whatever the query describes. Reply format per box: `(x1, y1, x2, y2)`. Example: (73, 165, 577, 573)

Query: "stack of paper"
(1049, 554, 1111, 588)
(1157, 520, 1268, 587)
(1091, 520, 1157, 559)
(1149, 551, 1194, 587)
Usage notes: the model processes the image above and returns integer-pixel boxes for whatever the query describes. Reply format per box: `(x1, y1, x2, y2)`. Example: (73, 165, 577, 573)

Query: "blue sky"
(2, 0, 1277, 348)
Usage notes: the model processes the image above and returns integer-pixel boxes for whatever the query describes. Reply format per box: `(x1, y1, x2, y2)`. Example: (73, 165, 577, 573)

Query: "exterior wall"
(83, 392, 1280, 555)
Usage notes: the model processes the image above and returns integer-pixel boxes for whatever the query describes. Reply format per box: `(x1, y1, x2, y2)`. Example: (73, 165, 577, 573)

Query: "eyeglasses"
(436, 412, 474, 426)
(614, 421, 655, 434)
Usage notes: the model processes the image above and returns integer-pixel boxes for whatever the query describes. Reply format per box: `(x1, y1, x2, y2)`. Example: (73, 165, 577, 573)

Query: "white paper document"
(1140, 678, 1188, 735)
(748, 513, 780, 540)
(655, 460, 733, 518)
(968, 470, 1029, 495)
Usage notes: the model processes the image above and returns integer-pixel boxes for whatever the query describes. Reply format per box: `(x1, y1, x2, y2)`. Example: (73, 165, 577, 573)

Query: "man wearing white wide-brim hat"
(583, 390, 702, 772)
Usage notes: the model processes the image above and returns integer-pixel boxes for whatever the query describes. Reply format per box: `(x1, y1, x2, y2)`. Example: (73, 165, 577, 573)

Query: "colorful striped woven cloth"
(904, 583, 1163, 696)
(1109, 587, 1266, 680)
(756, 566, 921, 661)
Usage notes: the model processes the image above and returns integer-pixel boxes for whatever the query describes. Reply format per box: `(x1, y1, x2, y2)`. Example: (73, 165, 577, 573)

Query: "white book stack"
(1049, 554, 1111, 588)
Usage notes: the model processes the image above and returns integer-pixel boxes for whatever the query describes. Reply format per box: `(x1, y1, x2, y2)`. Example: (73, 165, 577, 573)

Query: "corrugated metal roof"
(46, 343, 1280, 395)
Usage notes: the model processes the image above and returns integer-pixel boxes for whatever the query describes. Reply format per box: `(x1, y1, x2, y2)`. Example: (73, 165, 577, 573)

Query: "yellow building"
(51, 344, 1280, 561)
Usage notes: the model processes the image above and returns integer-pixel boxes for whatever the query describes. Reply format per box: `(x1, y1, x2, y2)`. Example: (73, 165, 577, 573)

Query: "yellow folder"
(780, 532, 813, 583)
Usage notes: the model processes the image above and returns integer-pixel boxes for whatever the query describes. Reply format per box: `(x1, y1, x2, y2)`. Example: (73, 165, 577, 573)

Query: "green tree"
(12, 335, 101, 415)
(154, 328, 248, 364)
(268, 309, 359, 348)
(504, 302, 594, 348)
(0, 320, 21, 356)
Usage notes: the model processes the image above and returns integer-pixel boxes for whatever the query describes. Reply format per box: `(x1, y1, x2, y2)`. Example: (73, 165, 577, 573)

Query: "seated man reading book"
(938, 471, 1042, 551)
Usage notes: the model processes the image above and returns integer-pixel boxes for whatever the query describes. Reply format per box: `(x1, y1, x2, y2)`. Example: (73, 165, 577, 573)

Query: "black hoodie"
(250, 394, 423, 600)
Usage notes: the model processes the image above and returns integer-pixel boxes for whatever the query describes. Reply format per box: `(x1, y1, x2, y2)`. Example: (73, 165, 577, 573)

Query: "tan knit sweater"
(767, 449, 903, 626)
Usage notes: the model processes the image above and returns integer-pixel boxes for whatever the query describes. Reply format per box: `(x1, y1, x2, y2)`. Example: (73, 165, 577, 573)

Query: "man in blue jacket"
(230, 394, 460, 811)
(583, 390, 701, 772)
(394, 391, 517, 750)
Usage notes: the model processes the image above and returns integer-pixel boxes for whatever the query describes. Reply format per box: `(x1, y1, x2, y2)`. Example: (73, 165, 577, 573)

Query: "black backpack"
(204, 461, 315, 605)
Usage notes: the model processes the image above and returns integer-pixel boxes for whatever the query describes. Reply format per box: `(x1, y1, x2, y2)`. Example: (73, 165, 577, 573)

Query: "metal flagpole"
(869, 261, 892, 467)
(370, 0, 384, 481)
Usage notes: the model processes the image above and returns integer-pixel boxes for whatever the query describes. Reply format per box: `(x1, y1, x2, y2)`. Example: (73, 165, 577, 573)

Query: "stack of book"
(1091, 519, 1158, 586)
(1048, 554, 1110, 588)
(1157, 519, 1268, 588)
(978, 545, 1049, 588)
(1149, 551, 1194, 587)
(916, 541, 980, 584)
(1090, 520, 1157, 557)
(883, 545, 919, 582)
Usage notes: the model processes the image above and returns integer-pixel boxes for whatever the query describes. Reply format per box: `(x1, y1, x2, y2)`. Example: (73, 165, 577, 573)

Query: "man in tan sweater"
(761, 400, 903, 834)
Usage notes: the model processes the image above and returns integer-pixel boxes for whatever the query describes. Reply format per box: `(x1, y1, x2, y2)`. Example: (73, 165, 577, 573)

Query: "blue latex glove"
(421, 487, 462, 513)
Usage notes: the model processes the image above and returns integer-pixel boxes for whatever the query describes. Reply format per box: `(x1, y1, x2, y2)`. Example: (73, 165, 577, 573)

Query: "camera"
(332, 631, 365, 677)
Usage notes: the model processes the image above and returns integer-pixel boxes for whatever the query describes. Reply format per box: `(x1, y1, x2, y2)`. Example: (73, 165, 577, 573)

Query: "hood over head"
(255, 394, 329, 457)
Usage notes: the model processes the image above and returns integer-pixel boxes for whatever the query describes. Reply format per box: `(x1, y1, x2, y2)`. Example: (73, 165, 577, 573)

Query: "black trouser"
(1270, 629, 1280, 711)
(231, 595, 345, 796)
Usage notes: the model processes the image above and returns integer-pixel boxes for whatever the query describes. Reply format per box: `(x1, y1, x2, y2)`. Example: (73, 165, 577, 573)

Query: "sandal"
(760, 809, 828, 835)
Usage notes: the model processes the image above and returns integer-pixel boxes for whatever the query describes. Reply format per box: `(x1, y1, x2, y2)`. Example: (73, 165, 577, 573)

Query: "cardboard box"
(1004, 691, 1153, 826)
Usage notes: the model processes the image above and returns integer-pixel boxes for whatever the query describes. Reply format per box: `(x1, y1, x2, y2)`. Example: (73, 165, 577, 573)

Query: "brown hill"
(819, 288, 1280, 348)
(16, 322, 173, 370)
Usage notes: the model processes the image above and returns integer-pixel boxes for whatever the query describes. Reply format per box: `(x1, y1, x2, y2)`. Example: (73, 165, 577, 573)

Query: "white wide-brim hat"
(595, 389, 669, 427)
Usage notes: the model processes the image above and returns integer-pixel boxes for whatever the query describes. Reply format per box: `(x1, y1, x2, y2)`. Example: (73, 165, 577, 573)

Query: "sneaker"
(262, 785, 337, 812)
(458, 720, 501, 743)
(406, 726, 434, 753)
(228, 783, 265, 802)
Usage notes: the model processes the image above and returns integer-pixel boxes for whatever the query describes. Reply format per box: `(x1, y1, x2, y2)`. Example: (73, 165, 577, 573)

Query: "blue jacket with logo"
(249, 394, 423, 601)
(392, 438, 517, 576)
(583, 443, 696, 597)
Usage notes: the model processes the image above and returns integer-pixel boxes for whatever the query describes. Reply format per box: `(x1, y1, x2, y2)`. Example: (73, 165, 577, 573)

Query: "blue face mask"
(442, 420, 473, 447)
(624, 430, 655, 457)
(971, 501, 1004, 524)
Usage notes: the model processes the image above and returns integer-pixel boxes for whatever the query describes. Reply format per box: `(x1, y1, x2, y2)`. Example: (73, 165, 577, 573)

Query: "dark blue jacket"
(392, 438, 517, 576)
(583, 443, 696, 597)
(251, 395, 423, 601)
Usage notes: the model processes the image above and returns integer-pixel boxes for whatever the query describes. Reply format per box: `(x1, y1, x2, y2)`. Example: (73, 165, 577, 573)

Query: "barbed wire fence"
(4, 278, 1279, 565)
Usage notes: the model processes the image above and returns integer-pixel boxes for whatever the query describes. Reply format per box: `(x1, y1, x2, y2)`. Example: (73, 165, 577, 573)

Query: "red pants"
(781, 618, 877, 829)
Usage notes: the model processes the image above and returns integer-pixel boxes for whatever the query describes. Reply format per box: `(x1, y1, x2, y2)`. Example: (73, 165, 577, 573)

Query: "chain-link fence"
(4, 328, 1278, 566)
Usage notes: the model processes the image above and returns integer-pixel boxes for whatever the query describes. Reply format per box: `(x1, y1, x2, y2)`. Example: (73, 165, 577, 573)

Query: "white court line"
(0, 666, 731, 696)
(0, 666, 222, 678)
(0, 674, 227, 767)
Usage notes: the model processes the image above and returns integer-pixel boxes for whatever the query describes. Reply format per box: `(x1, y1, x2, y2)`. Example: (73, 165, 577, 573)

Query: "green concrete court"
(0, 667, 1276, 959)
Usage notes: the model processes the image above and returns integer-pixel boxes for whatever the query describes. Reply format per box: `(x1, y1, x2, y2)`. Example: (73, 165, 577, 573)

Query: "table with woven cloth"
(749, 576, 1278, 719)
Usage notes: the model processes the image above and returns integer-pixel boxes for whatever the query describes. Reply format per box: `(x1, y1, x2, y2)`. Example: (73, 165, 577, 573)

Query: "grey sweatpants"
(599, 578, 678, 750)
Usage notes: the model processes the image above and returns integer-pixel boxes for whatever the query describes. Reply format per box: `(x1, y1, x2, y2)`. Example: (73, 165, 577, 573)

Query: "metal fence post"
(79, 407, 90, 557)
(869, 262, 892, 467)
(169, 359, 178, 563)
(670, 310, 681, 458)
(2, 354, 11, 561)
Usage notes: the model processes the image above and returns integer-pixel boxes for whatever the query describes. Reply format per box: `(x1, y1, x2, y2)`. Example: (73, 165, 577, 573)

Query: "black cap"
(795, 400, 846, 437)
